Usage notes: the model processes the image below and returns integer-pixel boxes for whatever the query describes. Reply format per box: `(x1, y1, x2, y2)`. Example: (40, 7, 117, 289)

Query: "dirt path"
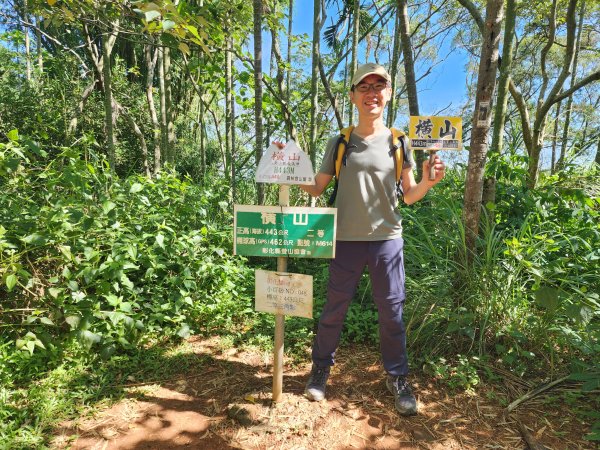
(53, 336, 592, 449)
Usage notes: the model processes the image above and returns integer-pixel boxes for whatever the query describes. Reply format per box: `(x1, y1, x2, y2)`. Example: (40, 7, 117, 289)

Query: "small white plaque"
(255, 269, 313, 319)
(255, 141, 316, 185)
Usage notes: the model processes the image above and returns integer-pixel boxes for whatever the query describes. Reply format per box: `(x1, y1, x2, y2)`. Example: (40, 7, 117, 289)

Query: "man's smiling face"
(349, 74, 392, 119)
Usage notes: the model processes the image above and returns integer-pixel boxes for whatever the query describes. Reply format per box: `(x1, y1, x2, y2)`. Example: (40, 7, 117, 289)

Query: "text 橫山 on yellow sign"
(408, 116, 463, 151)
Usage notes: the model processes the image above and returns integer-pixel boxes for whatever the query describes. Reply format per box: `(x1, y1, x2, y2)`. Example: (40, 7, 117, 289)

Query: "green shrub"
(0, 137, 253, 374)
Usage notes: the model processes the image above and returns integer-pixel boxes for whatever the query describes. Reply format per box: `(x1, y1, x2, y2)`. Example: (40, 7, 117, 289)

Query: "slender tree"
(158, 46, 167, 171)
(309, 0, 322, 167)
(509, 0, 600, 188)
(225, 33, 234, 188)
(164, 45, 175, 164)
(550, 100, 561, 174)
(386, 11, 401, 129)
(483, 0, 517, 213)
(144, 42, 161, 175)
(35, 14, 42, 73)
(557, 0, 586, 171)
(489, 0, 517, 160)
(461, 0, 504, 259)
(348, 0, 360, 125)
(397, 0, 424, 180)
(286, 0, 294, 124)
(23, 0, 31, 81)
(254, 0, 265, 204)
(102, 28, 118, 170)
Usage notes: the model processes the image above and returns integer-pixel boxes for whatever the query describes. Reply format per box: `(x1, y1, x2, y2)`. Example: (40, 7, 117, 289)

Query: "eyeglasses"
(353, 82, 389, 93)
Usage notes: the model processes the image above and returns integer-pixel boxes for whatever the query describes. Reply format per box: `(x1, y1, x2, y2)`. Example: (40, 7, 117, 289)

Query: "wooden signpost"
(234, 141, 336, 402)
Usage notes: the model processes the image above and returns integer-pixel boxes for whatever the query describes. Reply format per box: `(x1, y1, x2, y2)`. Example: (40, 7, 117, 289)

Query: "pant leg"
(312, 241, 368, 367)
(367, 238, 409, 377)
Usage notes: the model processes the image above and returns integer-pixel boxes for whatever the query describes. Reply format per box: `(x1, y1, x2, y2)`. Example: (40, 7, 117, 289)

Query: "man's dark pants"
(311, 238, 409, 377)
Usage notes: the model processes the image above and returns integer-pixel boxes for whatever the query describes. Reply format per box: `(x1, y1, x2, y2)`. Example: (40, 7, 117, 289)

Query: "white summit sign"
(255, 141, 316, 185)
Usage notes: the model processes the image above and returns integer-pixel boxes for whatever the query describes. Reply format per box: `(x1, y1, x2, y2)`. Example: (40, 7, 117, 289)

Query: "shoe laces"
(311, 366, 329, 385)
(391, 377, 412, 396)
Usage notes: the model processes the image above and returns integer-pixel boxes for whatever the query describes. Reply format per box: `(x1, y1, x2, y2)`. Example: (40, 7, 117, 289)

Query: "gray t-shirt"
(319, 129, 414, 241)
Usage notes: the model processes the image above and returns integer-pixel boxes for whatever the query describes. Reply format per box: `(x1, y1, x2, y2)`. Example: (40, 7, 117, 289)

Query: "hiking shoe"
(305, 364, 330, 401)
(386, 375, 417, 415)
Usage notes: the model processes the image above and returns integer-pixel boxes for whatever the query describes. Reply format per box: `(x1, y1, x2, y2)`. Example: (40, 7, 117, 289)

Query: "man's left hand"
(423, 154, 446, 185)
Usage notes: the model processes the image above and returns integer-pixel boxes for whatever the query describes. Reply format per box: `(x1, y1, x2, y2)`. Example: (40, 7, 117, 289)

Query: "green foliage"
(400, 162, 599, 376)
(0, 138, 253, 373)
(1, 137, 598, 444)
(424, 355, 481, 393)
(343, 301, 379, 344)
(0, 41, 74, 149)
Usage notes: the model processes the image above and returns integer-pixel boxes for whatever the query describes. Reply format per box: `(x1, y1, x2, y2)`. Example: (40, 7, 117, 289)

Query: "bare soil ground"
(53, 336, 595, 449)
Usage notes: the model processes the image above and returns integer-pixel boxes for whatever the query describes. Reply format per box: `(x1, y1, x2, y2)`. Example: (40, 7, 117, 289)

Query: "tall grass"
(400, 166, 599, 376)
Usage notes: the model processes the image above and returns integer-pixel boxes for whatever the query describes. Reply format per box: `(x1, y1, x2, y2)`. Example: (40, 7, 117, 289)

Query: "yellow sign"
(408, 116, 463, 151)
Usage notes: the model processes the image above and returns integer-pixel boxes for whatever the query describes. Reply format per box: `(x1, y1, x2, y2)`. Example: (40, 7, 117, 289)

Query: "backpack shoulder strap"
(333, 126, 355, 178)
(328, 126, 354, 206)
(390, 128, 406, 184)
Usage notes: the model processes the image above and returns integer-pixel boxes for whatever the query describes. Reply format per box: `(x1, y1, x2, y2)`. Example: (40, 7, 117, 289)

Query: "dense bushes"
(393, 166, 600, 402)
(3, 136, 597, 376)
(0, 136, 253, 380)
(1, 135, 599, 444)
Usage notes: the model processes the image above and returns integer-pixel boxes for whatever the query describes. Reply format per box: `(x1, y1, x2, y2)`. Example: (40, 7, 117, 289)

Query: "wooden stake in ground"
(428, 151, 437, 180)
(272, 185, 289, 402)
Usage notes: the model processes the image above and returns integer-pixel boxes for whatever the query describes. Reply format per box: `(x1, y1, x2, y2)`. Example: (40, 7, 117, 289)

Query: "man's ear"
(349, 90, 356, 105)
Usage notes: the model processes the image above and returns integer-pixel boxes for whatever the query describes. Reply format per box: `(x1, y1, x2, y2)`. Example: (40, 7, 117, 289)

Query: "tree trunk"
(286, 0, 294, 139)
(197, 97, 205, 180)
(158, 46, 167, 172)
(231, 94, 237, 202)
(319, 58, 343, 129)
(225, 34, 234, 188)
(341, 42, 349, 124)
(202, 120, 208, 179)
(550, 100, 561, 174)
(348, 0, 360, 126)
(144, 43, 161, 176)
(198, 60, 206, 184)
(67, 80, 97, 137)
(558, 0, 586, 172)
(386, 11, 401, 129)
(201, 98, 224, 161)
(595, 135, 600, 166)
(309, 0, 322, 168)
(23, 0, 31, 81)
(265, 36, 274, 151)
(164, 46, 175, 165)
(116, 103, 150, 177)
(527, 0, 578, 188)
(36, 15, 43, 72)
(489, 0, 516, 159)
(397, 0, 424, 180)
(102, 31, 116, 170)
(74, 22, 118, 149)
(484, 0, 517, 221)
(462, 0, 504, 260)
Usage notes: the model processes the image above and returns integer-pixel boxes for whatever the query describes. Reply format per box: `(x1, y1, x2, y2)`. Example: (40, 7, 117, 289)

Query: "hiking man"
(299, 63, 446, 415)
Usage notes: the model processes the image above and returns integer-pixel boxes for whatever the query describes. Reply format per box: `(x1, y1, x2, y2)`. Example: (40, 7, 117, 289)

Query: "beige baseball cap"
(351, 63, 391, 87)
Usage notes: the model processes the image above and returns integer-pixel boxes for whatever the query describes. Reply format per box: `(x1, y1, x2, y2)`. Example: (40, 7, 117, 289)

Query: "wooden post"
(273, 185, 289, 402)
(428, 150, 436, 180)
